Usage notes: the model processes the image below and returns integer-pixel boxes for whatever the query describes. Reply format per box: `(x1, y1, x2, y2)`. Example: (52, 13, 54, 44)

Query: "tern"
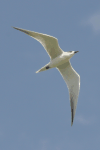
(13, 27, 80, 126)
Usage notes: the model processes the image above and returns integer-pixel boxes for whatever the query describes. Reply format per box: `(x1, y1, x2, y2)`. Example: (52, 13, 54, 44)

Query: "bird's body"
(49, 52, 74, 68)
(36, 52, 74, 73)
(13, 27, 80, 126)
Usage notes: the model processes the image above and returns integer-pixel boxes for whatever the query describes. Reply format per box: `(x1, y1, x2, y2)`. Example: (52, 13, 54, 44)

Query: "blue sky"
(1, 0, 100, 149)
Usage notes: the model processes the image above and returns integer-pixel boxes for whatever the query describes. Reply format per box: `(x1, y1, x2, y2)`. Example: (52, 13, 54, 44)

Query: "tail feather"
(36, 70, 41, 73)
(36, 64, 50, 73)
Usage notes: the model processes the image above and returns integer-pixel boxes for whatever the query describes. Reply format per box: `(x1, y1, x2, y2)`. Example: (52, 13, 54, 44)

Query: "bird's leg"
(46, 66, 50, 69)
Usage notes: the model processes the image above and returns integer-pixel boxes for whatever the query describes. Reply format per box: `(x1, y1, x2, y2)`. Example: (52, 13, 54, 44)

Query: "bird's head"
(68, 51, 79, 54)
(66, 51, 79, 59)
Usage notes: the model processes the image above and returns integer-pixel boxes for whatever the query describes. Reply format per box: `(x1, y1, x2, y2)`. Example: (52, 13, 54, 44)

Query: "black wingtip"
(12, 26, 16, 29)
(12, 27, 30, 35)
(70, 98, 74, 126)
(71, 109, 73, 126)
(12, 27, 19, 30)
(12, 26, 19, 30)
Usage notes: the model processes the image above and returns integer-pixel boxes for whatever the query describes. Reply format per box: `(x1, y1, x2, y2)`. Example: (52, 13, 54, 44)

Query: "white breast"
(49, 52, 71, 68)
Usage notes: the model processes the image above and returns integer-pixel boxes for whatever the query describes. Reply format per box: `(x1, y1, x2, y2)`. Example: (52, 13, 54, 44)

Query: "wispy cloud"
(81, 12, 100, 33)
(75, 115, 91, 125)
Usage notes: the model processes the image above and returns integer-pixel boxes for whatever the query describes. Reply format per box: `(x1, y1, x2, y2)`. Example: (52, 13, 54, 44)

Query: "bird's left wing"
(12, 27, 63, 59)
(57, 61, 80, 126)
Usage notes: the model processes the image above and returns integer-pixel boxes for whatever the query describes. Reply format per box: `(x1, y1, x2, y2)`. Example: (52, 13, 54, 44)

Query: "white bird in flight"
(13, 27, 80, 126)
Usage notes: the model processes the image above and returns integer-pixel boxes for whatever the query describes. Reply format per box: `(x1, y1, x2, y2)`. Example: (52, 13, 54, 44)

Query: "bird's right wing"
(57, 61, 80, 126)
(13, 27, 63, 60)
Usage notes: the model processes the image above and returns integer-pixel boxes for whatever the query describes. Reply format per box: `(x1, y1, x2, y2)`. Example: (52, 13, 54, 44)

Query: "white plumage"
(13, 27, 80, 126)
